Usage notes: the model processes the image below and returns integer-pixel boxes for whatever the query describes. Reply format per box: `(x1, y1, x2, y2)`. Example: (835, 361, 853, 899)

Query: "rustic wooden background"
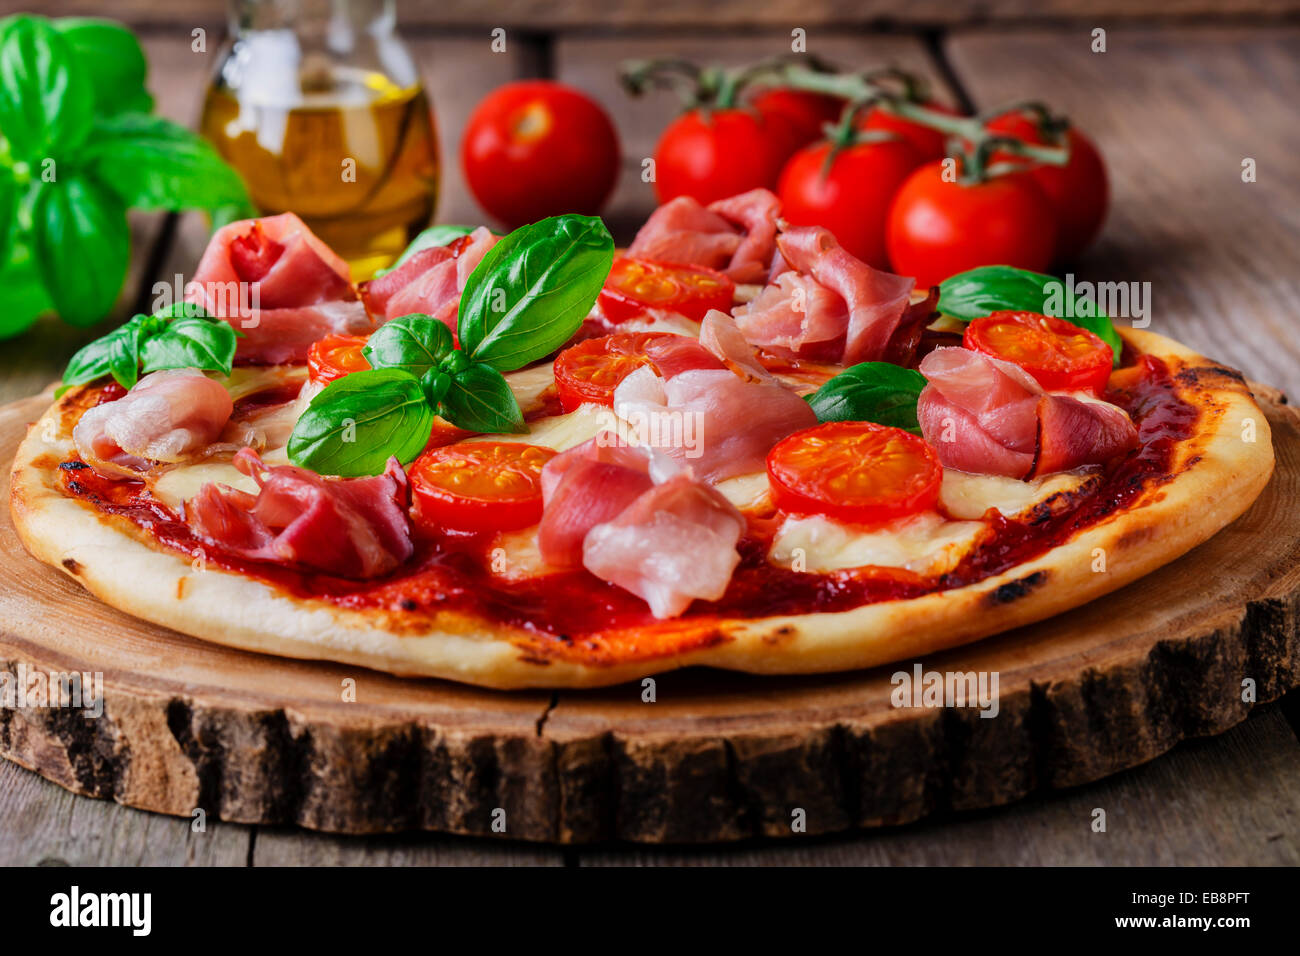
(0, 0, 1298, 864)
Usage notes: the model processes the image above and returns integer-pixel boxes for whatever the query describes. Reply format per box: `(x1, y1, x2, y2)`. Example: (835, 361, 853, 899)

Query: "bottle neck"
(228, 0, 396, 38)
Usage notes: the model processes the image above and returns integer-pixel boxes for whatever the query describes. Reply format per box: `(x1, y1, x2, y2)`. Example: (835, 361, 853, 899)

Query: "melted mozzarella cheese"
(938, 469, 1096, 521)
(486, 527, 554, 581)
(219, 365, 306, 400)
(150, 460, 256, 511)
(505, 363, 558, 415)
(770, 511, 987, 575)
(468, 403, 620, 452)
(716, 471, 770, 511)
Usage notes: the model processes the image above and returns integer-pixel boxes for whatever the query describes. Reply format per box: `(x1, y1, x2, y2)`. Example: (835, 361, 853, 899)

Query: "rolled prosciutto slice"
(73, 369, 233, 478)
(187, 212, 371, 364)
(736, 225, 919, 366)
(359, 227, 498, 332)
(917, 347, 1138, 479)
(186, 448, 413, 579)
(628, 188, 781, 284)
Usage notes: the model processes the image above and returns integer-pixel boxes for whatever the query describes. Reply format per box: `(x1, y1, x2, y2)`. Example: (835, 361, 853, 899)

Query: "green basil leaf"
(0, 15, 92, 159)
(374, 224, 478, 278)
(108, 320, 143, 388)
(439, 362, 524, 434)
(52, 17, 152, 115)
(807, 362, 927, 433)
(141, 316, 237, 376)
(33, 172, 129, 326)
(62, 313, 140, 385)
(458, 214, 613, 371)
(0, 166, 16, 269)
(86, 113, 252, 213)
(0, 239, 52, 340)
(362, 313, 453, 377)
(937, 265, 1122, 367)
(288, 369, 433, 477)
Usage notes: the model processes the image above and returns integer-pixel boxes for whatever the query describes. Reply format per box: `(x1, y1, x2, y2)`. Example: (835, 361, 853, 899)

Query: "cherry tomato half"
(778, 137, 924, 270)
(598, 257, 736, 323)
(410, 441, 557, 533)
(767, 421, 943, 525)
(885, 160, 1057, 288)
(963, 311, 1113, 394)
(860, 101, 961, 164)
(462, 81, 620, 229)
(307, 334, 371, 385)
(552, 331, 672, 412)
(653, 107, 795, 206)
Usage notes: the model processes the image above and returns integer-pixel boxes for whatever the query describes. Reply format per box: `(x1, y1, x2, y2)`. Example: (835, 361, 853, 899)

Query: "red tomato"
(886, 160, 1057, 288)
(307, 334, 371, 385)
(766, 421, 942, 525)
(410, 441, 557, 533)
(653, 108, 795, 205)
(553, 331, 673, 412)
(985, 112, 1108, 263)
(751, 88, 845, 158)
(861, 101, 961, 164)
(462, 81, 621, 228)
(778, 138, 924, 270)
(598, 257, 736, 323)
(964, 311, 1112, 394)
(229, 222, 284, 282)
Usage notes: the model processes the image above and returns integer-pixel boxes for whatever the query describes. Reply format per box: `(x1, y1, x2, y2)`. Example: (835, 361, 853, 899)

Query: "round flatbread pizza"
(8, 199, 1275, 689)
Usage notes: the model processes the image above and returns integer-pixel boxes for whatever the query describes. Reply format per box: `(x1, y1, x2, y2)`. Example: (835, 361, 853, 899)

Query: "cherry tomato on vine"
(552, 331, 673, 412)
(307, 334, 371, 385)
(751, 88, 846, 158)
(963, 311, 1113, 394)
(653, 108, 796, 205)
(778, 137, 924, 270)
(410, 441, 557, 533)
(462, 81, 620, 228)
(985, 112, 1109, 263)
(598, 257, 735, 323)
(766, 421, 943, 525)
(886, 160, 1057, 288)
(860, 101, 961, 164)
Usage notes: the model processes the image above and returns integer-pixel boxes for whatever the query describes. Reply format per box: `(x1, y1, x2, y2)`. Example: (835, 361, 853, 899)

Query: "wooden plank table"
(0, 19, 1296, 866)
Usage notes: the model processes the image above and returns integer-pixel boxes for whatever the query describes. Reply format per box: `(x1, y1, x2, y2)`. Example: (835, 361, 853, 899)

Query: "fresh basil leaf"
(62, 313, 140, 385)
(439, 362, 524, 434)
(108, 319, 143, 388)
(362, 313, 453, 377)
(87, 113, 252, 213)
(288, 369, 433, 477)
(0, 239, 52, 340)
(141, 316, 237, 376)
(458, 214, 613, 371)
(52, 18, 152, 115)
(374, 224, 478, 278)
(937, 265, 1122, 366)
(0, 166, 16, 269)
(33, 172, 129, 326)
(0, 15, 92, 159)
(807, 362, 927, 433)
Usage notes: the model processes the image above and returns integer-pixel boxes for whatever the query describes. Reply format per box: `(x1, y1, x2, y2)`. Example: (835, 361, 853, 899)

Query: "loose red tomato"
(552, 331, 672, 412)
(598, 257, 736, 323)
(653, 108, 795, 205)
(861, 101, 961, 164)
(462, 81, 620, 229)
(410, 441, 557, 533)
(964, 311, 1112, 394)
(886, 160, 1057, 288)
(985, 112, 1108, 263)
(767, 421, 943, 525)
(778, 137, 924, 270)
(751, 88, 846, 159)
(307, 334, 371, 385)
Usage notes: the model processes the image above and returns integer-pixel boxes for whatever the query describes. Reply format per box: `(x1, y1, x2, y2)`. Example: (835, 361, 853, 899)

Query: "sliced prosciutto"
(360, 227, 498, 332)
(187, 212, 371, 364)
(698, 309, 778, 383)
(73, 369, 233, 478)
(917, 347, 1138, 479)
(735, 225, 921, 366)
(627, 188, 781, 284)
(186, 448, 413, 579)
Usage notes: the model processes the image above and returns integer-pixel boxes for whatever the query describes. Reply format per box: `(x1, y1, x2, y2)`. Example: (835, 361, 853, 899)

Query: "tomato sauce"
(57, 356, 1198, 659)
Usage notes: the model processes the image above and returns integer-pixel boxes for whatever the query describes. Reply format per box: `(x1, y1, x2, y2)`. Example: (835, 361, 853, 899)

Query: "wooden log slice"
(1, 388, 1297, 844)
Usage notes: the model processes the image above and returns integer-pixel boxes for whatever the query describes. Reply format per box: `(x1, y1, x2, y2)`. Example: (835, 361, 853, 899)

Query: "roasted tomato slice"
(963, 311, 1112, 394)
(307, 334, 371, 385)
(552, 331, 674, 412)
(410, 441, 557, 533)
(598, 257, 735, 323)
(766, 421, 942, 525)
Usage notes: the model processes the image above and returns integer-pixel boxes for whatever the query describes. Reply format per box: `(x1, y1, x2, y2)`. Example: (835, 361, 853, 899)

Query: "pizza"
(9, 190, 1275, 689)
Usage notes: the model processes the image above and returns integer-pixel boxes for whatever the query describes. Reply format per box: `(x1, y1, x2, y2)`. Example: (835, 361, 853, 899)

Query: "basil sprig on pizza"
(10, 190, 1275, 690)
(288, 214, 614, 476)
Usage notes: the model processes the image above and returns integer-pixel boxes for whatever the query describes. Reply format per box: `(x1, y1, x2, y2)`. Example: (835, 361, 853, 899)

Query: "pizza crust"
(8, 328, 1276, 688)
